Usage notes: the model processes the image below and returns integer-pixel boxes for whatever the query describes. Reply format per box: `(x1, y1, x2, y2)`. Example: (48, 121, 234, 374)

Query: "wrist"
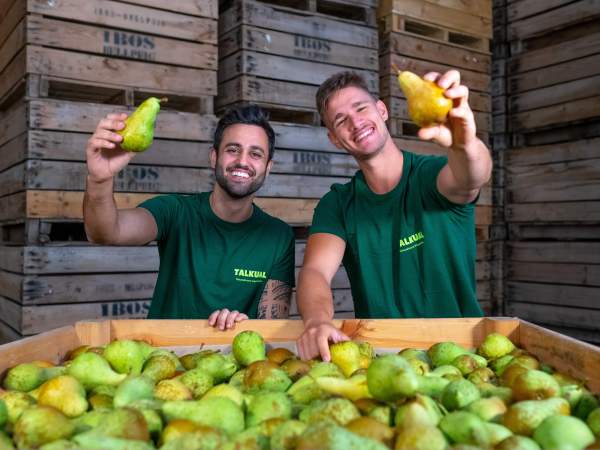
(86, 174, 113, 185)
(304, 316, 333, 329)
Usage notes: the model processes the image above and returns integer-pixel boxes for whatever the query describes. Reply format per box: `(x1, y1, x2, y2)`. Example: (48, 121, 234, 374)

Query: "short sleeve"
(268, 226, 296, 287)
(309, 189, 347, 241)
(138, 195, 180, 242)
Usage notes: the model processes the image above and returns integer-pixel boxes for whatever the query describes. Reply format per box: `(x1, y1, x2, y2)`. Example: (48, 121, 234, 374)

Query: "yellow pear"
(396, 70, 452, 128)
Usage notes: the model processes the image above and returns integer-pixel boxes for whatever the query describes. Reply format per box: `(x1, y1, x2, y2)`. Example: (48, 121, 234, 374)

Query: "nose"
(348, 112, 364, 130)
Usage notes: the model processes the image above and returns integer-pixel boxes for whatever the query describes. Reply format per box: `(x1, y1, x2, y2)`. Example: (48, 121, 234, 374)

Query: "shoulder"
(254, 206, 294, 237)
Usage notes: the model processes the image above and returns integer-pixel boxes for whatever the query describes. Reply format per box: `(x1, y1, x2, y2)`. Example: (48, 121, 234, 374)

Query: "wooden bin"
(217, 0, 379, 123)
(1, 318, 599, 395)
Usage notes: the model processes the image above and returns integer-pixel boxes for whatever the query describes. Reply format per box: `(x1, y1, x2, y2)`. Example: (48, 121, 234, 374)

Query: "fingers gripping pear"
(396, 70, 452, 128)
(118, 97, 165, 152)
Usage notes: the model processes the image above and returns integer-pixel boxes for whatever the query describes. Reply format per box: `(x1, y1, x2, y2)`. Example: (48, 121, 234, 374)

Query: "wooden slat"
(120, 0, 218, 19)
(379, 0, 492, 20)
(507, 0, 574, 22)
(508, 224, 600, 241)
(0, 319, 21, 344)
(507, 281, 600, 310)
(0, 0, 25, 51)
(219, 24, 377, 70)
(506, 137, 600, 166)
(508, 261, 600, 287)
(220, 0, 378, 49)
(27, 0, 217, 43)
(26, 16, 218, 70)
(506, 202, 600, 223)
(507, 241, 600, 264)
(25, 46, 217, 97)
(0, 16, 25, 74)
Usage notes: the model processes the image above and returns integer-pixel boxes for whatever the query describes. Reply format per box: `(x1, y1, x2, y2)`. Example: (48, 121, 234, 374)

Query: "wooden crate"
(0, 0, 218, 110)
(1, 318, 599, 395)
(216, 0, 379, 122)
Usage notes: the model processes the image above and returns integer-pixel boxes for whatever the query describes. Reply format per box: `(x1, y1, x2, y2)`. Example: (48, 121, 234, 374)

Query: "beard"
(214, 163, 266, 199)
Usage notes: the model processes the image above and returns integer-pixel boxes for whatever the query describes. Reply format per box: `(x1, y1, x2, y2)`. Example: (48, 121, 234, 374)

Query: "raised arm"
(296, 233, 350, 361)
(83, 113, 158, 245)
(418, 70, 493, 205)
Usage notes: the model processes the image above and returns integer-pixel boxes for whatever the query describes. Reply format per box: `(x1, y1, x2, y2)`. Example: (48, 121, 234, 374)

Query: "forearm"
(297, 267, 334, 326)
(83, 175, 120, 244)
(257, 280, 292, 319)
(448, 137, 493, 190)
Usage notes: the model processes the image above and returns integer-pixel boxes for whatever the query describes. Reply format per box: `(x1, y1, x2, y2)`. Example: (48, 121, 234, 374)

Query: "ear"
(265, 159, 273, 177)
(327, 129, 344, 150)
(376, 99, 389, 121)
(210, 147, 217, 169)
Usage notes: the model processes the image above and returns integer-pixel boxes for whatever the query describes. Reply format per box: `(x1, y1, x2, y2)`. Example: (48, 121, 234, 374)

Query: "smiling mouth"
(229, 169, 252, 180)
(354, 127, 375, 143)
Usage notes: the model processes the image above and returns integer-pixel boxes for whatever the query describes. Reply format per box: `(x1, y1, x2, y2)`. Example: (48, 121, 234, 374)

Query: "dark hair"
(316, 71, 374, 125)
(213, 104, 275, 160)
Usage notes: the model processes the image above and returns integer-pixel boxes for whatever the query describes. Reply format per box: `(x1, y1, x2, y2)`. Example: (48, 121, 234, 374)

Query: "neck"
(357, 138, 404, 194)
(209, 186, 254, 223)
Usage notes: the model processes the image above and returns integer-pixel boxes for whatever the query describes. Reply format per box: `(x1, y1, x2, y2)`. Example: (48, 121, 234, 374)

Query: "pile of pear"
(0, 331, 599, 449)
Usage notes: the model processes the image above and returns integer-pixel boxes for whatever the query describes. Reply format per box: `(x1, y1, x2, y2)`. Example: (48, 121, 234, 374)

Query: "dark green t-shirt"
(139, 192, 295, 319)
(310, 151, 482, 319)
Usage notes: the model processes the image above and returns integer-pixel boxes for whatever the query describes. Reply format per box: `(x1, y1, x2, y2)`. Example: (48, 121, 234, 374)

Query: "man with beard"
(84, 105, 294, 329)
(296, 71, 493, 361)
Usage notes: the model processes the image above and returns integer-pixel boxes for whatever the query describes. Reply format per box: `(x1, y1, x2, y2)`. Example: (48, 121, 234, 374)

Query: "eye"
(251, 151, 263, 159)
(335, 117, 347, 128)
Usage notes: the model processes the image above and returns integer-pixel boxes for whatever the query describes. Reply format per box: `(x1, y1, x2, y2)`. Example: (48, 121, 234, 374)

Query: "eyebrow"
(224, 142, 266, 153)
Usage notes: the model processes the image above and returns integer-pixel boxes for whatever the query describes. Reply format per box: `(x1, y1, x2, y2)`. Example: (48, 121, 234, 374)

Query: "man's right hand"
(86, 113, 135, 183)
(297, 320, 350, 362)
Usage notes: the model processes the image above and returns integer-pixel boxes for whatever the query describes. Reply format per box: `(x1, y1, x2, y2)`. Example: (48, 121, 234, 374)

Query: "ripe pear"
(67, 352, 127, 389)
(478, 333, 516, 360)
(233, 330, 266, 366)
(366, 354, 419, 401)
(160, 427, 228, 450)
(503, 397, 570, 435)
(512, 369, 561, 401)
(153, 378, 193, 401)
(345, 416, 394, 447)
(394, 425, 447, 450)
(113, 376, 155, 408)
(295, 421, 388, 450)
(244, 360, 292, 393)
(0, 390, 36, 424)
(280, 358, 311, 381)
(267, 347, 295, 365)
(103, 339, 150, 375)
(396, 70, 452, 128)
(37, 375, 88, 417)
(269, 420, 307, 450)
(466, 396, 507, 422)
(13, 405, 74, 449)
(118, 97, 164, 152)
(427, 342, 470, 368)
(246, 392, 292, 427)
(495, 435, 541, 450)
(330, 341, 362, 377)
(533, 415, 595, 449)
(2, 363, 65, 392)
(202, 384, 244, 408)
(354, 398, 392, 426)
(395, 394, 443, 429)
(161, 397, 245, 436)
(179, 368, 214, 399)
(315, 373, 371, 401)
(299, 398, 360, 426)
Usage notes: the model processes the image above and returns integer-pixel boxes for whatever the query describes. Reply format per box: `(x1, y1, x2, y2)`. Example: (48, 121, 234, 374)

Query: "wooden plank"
(0, 319, 21, 344)
(508, 54, 600, 94)
(508, 262, 600, 287)
(511, 95, 600, 132)
(506, 202, 600, 223)
(218, 50, 378, 92)
(507, 0, 574, 22)
(25, 46, 217, 97)
(0, 132, 27, 173)
(543, 325, 600, 345)
(220, 0, 378, 49)
(0, 47, 25, 106)
(508, 224, 600, 241)
(119, 0, 219, 19)
(27, 0, 218, 43)
(28, 99, 217, 141)
(0, 16, 25, 75)
(0, 270, 22, 301)
(507, 242, 600, 264)
(380, 54, 491, 92)
(26, 16, 218, 70)
(0, 295, 22, 332)
(519, 320, 600, 394)
(506, 136, 600, 166)
(379, 0, 492, 20)
(508, 0, 600, 41)
(272, 123, 338, 152)
(0, 0, 25, 50)
(378, 0, 492, 38)
(380, 31, 491, 74)
(219, 24, 378, 70)
(508, 31, 600, 73)
(0, 191, 26, 222)
(507, 281, 600, 310)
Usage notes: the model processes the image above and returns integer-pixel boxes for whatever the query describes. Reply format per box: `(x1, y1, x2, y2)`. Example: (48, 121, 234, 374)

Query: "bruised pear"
(267, 348, 295, 365)
(118, 97, 164, 152)
(397, 70, 452, 128)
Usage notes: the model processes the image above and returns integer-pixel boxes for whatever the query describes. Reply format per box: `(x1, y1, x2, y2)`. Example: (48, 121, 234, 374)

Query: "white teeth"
(356, 128, 373, 142)
(231, 171, 250, 178)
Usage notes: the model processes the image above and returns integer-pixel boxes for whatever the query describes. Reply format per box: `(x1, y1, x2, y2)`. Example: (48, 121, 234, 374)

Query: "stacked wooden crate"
(218, 0, 380, 319)
(377, 0, 498, 315)
(0, 0, 220, 341)
(502, 0, 600, 343)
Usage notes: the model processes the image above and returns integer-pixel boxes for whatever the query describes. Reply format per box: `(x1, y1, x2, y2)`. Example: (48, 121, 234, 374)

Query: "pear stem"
(159, 97, 168, 103)
(391, 63, 401, 75)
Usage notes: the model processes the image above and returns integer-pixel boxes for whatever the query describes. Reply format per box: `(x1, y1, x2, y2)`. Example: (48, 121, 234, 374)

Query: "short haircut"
(213, 104, 275, 160)
(316, 71, 374, 125)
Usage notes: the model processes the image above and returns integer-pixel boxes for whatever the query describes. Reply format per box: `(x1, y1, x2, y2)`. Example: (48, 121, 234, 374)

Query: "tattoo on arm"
(257, 279, 292, 319)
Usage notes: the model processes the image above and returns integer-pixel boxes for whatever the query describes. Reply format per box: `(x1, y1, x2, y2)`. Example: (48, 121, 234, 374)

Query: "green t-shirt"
(310, 151, 482, 319)
(139, 192, 295, 319)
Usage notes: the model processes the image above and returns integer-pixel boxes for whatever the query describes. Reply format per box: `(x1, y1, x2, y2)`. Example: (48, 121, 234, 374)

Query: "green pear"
(88, 392, 113, 410)
(270, 420, 307, 450)
(72, 409, 110, 434)
(345, 416, 394, 447)
(287, 362, 342, 404)
(0, 399, 7, 429)
(2, 363, 65, 392)
(533, 415, 595, 450)
(0, 390, 36, 424)
(141, 354, 177, 382)
(222, 425, 269, 450)
(495, 435, 541, 450)
(441, 378, 481, 411)
(395, 394, 443, 429)
(358, 342, 375, 369)
(468, 367, 497, 385)
(113, 376, 155, 408)
(246, 392, 292, 427)
(512, 369, 561, 401)
(490, 354, 515, 376)
(299, 398, 360, 426)
(478, 383, 513, 404)
(153, 378, 193, 401)
(429, 364, 463, 380)
(366, 354, 419, 401)
(397, 70, 452, 127)
(395, 425, 448, 450)
(315, 373, 371, 401)
(466, 396, 507, 422)
(103, 340, 149, 375)
(399, 348, 431, 365)
(330, 341, 362, 377)
(417, 373, 451, 398)
(562, 383, 585, 409)
(296, 421, 389, 450)
(73, 433, 155, 449)
(427, 342, 470, 368)
(233, 331, 266, 366)
(0, 430, 14, 450)
(486, 422, 513, 446)
(162, 397, 244, 436)
(439, 411, 492, 447)
(194, 353, 237, 384)
(93, 407, 150, 440)
(588, 407, 600, 436)
(354, 398, 392, 426)
(38, 439, 79, 450)
(573, 391, 599, 420)
(13, 406, 74, 449)
(228, 369, 246, 389)
(118, 97, 163, 152)
(503, 397, 570, 435)
(280, 358, 311, 381)
(202, 384, 244, 408)
(67, 352, 127, 389)
(179, 368, 214, 398)
(451, 353, 487, 375)
(159, 428, 228, 450)
(478, 333, 516, 360)
(37, 375, 88, 417)
(243, 360, 292, 393)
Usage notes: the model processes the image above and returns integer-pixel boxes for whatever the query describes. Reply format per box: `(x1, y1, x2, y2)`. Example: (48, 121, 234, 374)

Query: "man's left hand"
(207, 308, 248, 330)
